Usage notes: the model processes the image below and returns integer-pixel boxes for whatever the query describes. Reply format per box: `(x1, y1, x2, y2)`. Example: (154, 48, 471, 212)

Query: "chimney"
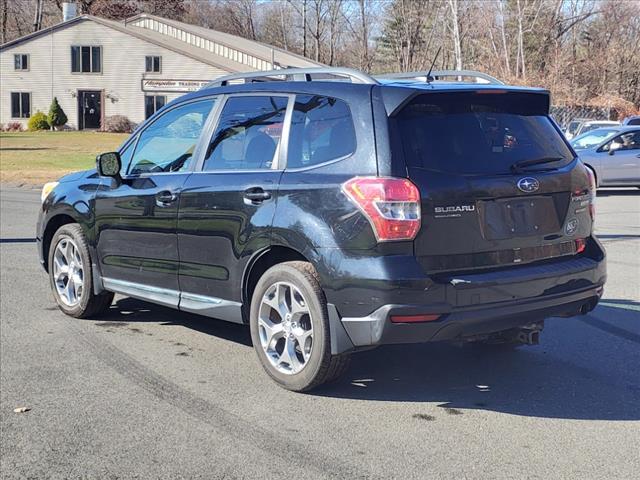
(62, 2, 77, 22)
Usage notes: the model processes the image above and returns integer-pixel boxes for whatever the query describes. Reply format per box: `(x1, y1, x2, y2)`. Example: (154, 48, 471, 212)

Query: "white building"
(0, 11, 320, 129)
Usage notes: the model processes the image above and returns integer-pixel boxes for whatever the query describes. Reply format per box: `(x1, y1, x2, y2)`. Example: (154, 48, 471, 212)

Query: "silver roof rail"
(204, 67, 379, 88)
(377, 69, 504, 85)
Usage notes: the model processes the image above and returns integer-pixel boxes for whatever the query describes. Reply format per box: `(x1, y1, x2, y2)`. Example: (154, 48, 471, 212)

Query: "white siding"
(0, 19, 228, 129)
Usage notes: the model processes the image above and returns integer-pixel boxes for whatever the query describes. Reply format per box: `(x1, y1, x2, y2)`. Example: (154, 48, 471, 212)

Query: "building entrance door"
(78, 90, 102, 129)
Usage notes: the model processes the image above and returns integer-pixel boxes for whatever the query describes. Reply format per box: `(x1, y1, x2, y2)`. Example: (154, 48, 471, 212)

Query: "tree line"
(2, 0, 639, 111)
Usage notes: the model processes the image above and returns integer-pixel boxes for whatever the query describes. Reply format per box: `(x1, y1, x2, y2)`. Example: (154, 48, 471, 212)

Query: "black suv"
(37, 68, 606, 391)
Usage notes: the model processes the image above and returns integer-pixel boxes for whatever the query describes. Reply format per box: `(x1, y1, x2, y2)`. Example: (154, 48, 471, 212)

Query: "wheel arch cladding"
(243, 246, 309, 317)
(42, 213, 87, 272)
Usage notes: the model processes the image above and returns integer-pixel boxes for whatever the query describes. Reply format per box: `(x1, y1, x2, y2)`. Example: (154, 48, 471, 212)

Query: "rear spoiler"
(378, 85, 551, 117)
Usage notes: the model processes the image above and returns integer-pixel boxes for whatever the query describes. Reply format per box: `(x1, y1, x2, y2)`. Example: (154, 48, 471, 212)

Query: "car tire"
(48, 223, 114, 318)
(249, 261, 350, 392)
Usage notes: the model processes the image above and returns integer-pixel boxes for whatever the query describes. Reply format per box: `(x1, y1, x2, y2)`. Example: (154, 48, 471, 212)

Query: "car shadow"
(95, 296, 252, 347)
(90, 297, 639, 421)
(597, 188, 639, 196)
(0, 237, 37, 243)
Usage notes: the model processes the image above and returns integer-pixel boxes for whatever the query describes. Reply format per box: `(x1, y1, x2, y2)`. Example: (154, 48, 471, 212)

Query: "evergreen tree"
(48, 97, 67, 130)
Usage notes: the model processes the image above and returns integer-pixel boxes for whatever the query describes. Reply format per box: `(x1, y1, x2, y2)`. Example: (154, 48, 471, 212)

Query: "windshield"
(571, 129, 618, 150)
(394, 92, 574, 175)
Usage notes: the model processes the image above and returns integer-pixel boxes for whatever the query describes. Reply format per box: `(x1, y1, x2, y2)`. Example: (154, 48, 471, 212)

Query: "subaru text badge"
(517, 177, 540, 193)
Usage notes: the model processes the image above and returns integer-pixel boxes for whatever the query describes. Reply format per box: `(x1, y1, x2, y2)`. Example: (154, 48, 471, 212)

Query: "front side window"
(14, 54, 28, 70)
(203, 96, 288, 171)
(127, 99, 215, 175)
(145, 95, 166, 119)
(10, 92, 30, 118)
(145, 56, 161, 73)
(71, 46, 101, 73)
(604, 131, 640, 152)
(287, 95, 356, 169)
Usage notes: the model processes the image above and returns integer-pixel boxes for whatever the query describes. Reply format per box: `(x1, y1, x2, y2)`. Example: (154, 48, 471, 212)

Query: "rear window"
(394, 92, 574, 175)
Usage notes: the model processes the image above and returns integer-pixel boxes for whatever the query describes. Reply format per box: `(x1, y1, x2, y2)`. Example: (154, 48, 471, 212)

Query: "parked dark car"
(37, 68, 606, 391)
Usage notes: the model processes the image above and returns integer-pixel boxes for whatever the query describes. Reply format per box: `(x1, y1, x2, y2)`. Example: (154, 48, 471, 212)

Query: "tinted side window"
(128, 99, 215, 175)
(203, 96, 288, 171)
(287, 95, 356, 169)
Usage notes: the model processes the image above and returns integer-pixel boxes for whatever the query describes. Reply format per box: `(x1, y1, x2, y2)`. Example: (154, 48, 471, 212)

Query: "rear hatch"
(390, 90, 593, 273)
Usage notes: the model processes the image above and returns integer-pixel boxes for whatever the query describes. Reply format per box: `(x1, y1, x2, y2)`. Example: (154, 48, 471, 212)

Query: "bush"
(100, 115, 135, 133)
(48, 97, 68, 129)
(27, 111, 50, 131)
(5, 122, 23, 132)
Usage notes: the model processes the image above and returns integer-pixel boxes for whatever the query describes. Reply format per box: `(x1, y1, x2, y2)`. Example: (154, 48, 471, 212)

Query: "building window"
(71, 46, 101, 73)
(145, 95, 166, 119)
(145, 56, 161, 73)
(10, 92, 31, 118)
(14, 54, 29, 71)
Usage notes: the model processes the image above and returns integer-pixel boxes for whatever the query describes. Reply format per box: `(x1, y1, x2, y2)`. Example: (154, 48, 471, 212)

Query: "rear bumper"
(339, 283, 603, 347)
(320, 237, 606, 349)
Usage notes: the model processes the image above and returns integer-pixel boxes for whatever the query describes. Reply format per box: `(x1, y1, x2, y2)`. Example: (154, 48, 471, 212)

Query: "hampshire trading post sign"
(142, 79, 210, 92)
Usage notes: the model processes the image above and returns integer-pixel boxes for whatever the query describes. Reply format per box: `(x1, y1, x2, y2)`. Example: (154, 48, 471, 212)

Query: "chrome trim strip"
(102, 277, 180, 308)
(102, 278, 243, 323)
(180, 291, 244, 324)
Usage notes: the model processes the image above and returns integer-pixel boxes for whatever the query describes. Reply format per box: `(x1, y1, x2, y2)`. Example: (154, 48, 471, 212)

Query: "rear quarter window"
(287, 95, 356, 169)
(393, 92, 574, 175)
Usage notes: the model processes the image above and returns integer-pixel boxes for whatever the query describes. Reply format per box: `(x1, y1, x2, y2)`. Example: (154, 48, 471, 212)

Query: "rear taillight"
(575, 238, 586, 254)
(342, 177, 421, 242)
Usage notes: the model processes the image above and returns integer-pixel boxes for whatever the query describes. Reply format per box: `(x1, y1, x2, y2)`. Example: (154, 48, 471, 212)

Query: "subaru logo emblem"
(517, 177, 539, 193)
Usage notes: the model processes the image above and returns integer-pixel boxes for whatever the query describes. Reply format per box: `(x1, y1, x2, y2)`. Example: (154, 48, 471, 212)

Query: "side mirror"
(97, 152, 122, 177)
(608, 142, 622, 155)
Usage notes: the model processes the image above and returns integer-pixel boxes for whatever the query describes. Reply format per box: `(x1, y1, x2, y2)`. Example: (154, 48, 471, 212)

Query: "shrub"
(100, 115, 135, 133)
(27, 111, 50, 131)
(5, 122, 23, 132)
(48, 97, 68, 129)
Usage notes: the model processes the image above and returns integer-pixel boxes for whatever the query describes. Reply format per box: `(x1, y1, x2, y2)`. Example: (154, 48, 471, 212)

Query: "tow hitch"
(516, 324, 543, 345)
(464, 321, 544, 346)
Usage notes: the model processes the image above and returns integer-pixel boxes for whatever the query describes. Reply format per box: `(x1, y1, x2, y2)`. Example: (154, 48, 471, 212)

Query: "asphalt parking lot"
(1, 186, 638, 479)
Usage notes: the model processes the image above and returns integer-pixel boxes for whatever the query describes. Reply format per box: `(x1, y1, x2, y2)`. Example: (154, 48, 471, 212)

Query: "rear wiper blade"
(510, 157, 564, 173)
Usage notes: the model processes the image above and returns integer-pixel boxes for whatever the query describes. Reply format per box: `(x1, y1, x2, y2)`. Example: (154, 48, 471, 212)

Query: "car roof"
(185, 78, 546, 97)
(178, 79, 549, 118)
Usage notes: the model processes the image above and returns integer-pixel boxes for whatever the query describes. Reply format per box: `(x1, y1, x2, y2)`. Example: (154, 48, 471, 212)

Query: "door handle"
(155, 190, 177, 206)
(243, 187, 271, 204)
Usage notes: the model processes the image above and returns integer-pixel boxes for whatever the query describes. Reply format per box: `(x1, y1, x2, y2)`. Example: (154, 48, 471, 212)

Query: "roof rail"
(204, 67, 379, 88)
(376, 69, 504, 85)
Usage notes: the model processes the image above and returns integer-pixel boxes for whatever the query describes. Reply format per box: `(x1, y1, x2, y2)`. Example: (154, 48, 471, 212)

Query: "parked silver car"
(571, 126, 640, 187)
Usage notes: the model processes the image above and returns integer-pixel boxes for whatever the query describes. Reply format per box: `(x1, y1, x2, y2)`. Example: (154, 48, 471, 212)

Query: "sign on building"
(141, 79, 210, 92)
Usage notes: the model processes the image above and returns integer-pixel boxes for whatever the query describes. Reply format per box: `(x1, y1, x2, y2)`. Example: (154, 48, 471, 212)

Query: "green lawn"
(0, 131, 128, 185)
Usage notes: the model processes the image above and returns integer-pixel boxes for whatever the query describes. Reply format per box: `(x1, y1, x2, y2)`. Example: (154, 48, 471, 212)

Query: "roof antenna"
(425, 47, 442, 83)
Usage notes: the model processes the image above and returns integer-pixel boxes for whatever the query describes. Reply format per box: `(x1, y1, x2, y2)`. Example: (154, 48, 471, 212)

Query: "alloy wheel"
(258, 281, 313, 375)
(52, 237, 84, 307)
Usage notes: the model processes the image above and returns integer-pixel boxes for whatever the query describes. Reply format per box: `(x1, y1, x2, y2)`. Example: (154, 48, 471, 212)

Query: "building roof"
(125, 13, 319, 69)
(0, 13, 321, 73)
